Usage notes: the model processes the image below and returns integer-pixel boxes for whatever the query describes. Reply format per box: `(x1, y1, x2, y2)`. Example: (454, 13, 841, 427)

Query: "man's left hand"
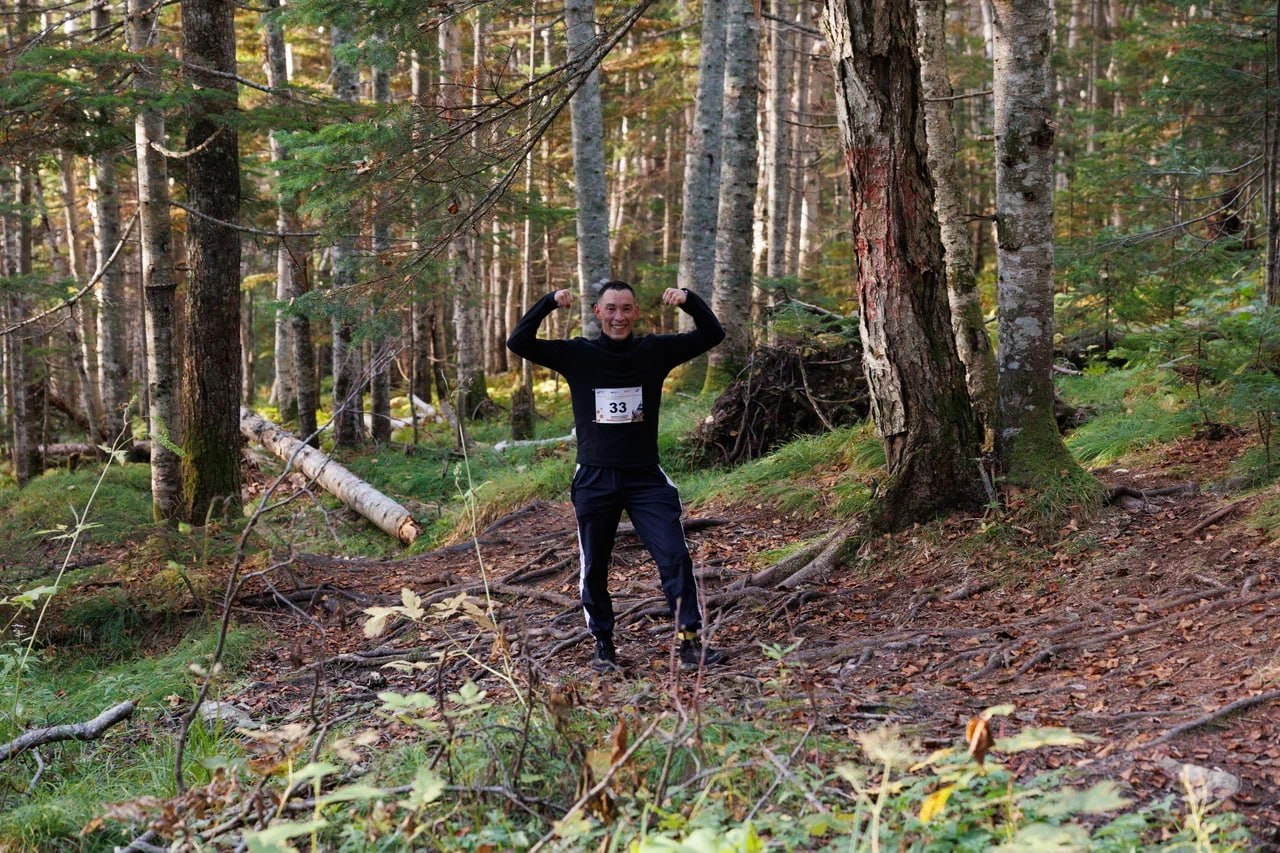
(661, 287, 687, 307)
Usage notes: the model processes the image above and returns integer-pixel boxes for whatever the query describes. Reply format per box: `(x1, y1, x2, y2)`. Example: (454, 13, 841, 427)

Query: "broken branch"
(0, 700, 135, 761)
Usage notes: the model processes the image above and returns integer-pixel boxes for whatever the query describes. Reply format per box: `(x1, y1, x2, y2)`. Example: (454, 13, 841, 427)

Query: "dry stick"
(0, 700, 135, 761)
(527, 716, 664, 853)
(1144, 688, 1280, 749)
(1185, 499, 1248, 538)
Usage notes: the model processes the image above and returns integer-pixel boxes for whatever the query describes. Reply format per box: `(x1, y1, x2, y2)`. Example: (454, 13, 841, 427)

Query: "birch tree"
(822, 0, 983, 529)
(128, 0, 182, 520)
(917, 0, 998, 446)
(676, 0, 727, 319)
(705, 0, 758, 390)
(990, 0, 1082, 484)
(264, 0, 296, 422)
(565, 0, 612, 335)
(181, 0, 243, 521)
(441, 15, 493, 421)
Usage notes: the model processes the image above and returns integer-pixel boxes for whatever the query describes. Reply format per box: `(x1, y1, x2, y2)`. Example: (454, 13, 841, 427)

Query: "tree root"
(1144, 688, 1280, 749)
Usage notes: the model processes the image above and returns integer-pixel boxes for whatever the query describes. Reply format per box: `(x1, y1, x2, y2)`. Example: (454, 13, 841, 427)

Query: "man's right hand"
(553, 289, 572, 309)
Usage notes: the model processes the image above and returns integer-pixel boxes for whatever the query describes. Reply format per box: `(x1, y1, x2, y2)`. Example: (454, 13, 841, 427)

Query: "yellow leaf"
(400, 588, 425, 621)
(919, 785, 955, 824)
(362, 606, 397, 638)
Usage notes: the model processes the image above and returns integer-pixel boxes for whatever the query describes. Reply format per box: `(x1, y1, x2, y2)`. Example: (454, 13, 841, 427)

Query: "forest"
(0, 0, 1278, 848)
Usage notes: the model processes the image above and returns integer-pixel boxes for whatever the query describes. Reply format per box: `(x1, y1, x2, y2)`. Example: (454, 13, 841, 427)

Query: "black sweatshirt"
(506, 290, 725, 467)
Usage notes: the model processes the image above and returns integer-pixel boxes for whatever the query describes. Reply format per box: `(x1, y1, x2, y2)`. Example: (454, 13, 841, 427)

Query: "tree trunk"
(6, 166, 42, 484)
(676, 0, 726, 312)
(917, 0, 999, 448)
(705, 0, 758, 391)
(330, 24, 365, 449)
(263, 0, 297, 420)
(181, 0, 243, 522)
(129, 0, 183, 520)
(241, 409, 421, 544)
(991, 0, 1081, 484)
(91, 3, 131, 442)
(822, 0, 984, 530)
(764, 0, 792, 284)
(440, 15, 493, 423)
(370, 49, 393, 444)
(58, 152, 105, 432)
(565, 0, 612, 334)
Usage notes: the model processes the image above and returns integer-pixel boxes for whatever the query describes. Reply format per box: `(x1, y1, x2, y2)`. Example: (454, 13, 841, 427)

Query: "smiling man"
(507, 281, 728, 673)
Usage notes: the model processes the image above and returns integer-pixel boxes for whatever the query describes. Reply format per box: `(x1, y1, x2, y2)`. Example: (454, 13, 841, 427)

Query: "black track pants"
(571, 464, 702, 638)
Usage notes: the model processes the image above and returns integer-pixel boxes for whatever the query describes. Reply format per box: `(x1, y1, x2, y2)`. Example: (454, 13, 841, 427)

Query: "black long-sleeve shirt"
(506, 290, 725, 467)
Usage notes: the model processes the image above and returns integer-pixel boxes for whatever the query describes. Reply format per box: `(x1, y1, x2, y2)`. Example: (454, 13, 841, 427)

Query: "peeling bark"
(822, 0, 983, 530)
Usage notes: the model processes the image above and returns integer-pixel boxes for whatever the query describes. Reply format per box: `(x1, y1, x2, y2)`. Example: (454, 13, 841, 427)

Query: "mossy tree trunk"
(991, 0, 1084, 484)
(822, 0, 984, 531)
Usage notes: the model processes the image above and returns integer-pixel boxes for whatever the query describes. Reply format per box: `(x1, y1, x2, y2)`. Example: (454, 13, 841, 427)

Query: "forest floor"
(211, 428, 1280, 848)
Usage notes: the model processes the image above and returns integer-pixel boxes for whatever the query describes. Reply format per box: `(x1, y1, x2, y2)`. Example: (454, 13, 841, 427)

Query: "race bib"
(595, 386, 644, 423)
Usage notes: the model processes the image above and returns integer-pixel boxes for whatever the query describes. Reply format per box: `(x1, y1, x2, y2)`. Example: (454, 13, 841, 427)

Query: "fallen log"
(239, 408, 423, 545)
(0, 700, 135, 761)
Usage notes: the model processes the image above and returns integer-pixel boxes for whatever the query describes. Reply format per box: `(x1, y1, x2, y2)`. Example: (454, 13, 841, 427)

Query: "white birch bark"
(565, 0, 612, 334)
(991, 0, 1077, 478)
(706, 0, 759, 388)
(370, 46, 392, 443)
(263, 0, 295, 418)
(676, 0, 727, 329)
(241, 409, 422, 544)
(764, 0, 792, 282)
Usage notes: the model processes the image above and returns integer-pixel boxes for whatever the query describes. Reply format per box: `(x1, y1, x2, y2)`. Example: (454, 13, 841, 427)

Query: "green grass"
(0, 624, 259, 850)
(681, 422, 883, 518)
(1059, 367, 1201, 465)
(0, 464, 153, 568)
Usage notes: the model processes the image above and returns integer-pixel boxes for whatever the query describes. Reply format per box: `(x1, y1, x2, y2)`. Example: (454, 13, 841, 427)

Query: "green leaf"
(316, 783, 386, 806)
(288, 761, 338, 786)
(244, 819, 328, 853)
(11, 585, 58, 606)
(401, 765, 445, 810)
(995, 726, 1092, 753)
(990, 821, 1090, 852)
(1037, 781, 1130, 818)
(377, 691, 437, 713)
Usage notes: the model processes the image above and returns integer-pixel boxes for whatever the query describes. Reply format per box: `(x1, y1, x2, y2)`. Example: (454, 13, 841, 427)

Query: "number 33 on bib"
(595, 387, 644, 423)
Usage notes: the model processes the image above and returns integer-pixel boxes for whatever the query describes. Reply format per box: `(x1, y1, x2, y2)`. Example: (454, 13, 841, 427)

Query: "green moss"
(1002, 411, 1085, 486)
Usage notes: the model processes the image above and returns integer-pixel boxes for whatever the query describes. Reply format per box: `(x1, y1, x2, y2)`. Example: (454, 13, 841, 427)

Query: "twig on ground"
(0, 700, 135, 761)
(1144, 688, 1280, 749)
(1185, 499, 1247, 538)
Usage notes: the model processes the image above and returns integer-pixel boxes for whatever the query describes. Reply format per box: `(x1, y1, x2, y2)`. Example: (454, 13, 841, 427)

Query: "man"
(507, 281, 728, 672)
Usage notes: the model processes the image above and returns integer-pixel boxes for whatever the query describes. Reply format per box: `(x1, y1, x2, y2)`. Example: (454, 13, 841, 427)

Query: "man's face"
(594, 288, 638, 341)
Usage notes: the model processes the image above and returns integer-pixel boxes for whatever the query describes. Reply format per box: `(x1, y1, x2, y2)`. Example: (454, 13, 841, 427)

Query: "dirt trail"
(227, 432, 1280, 846)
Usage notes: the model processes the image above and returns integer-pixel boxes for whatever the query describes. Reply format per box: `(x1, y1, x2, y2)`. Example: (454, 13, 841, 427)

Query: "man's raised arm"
(661, 288, 725, 365)
(507, 290, 571, 370)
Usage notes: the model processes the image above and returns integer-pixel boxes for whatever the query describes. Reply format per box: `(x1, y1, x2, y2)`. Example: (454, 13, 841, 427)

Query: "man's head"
(594, 280, 638, 341)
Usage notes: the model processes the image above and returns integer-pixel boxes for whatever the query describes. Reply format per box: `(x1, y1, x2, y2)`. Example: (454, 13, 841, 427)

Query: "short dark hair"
(596, 280, 635, 301)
